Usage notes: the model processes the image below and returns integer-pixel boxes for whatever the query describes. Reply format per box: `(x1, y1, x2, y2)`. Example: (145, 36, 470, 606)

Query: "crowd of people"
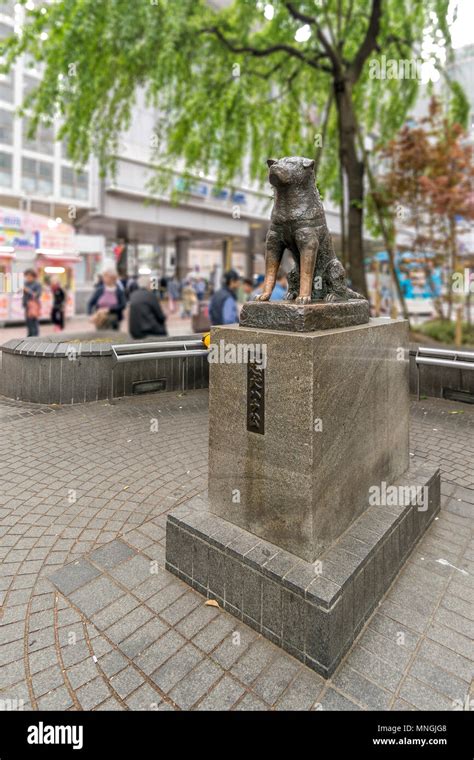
(21, 265, 289, 338)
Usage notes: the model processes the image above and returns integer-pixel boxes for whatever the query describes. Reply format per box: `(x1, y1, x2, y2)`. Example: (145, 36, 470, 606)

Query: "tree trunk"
(447, 215, 457, 322)
(347, 164, 366, 295)
(354, 125, 411, 326)
(334, 82, 367, 297)
(339, 160, 347, 269)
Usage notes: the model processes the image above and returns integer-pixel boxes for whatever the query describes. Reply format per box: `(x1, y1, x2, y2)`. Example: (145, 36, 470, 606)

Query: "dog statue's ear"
(267, 159, 277, 168)
(303, 158, 315, 169)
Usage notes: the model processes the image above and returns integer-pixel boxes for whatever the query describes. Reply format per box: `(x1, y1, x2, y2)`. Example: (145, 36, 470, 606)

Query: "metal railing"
(415, 346, 474, 401)
(110, 338, 208, 402)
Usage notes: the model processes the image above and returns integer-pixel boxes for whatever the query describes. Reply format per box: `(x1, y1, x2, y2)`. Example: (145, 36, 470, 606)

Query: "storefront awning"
(36, 250, 82, 264)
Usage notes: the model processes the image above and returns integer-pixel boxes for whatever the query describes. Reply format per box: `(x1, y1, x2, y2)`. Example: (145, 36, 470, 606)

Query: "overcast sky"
(450, 0, 474, 48)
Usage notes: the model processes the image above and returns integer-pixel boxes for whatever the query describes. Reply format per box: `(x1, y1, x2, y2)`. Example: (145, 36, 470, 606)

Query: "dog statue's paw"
(255, 291, 271, 302)
(347, 289, 365, 300)
(295, 295, 311, 305)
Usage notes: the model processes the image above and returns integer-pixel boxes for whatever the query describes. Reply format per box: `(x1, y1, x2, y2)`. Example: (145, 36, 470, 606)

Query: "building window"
(0, 21, 13, 38)
(61, 166, 89, 200)
(21, 157, 53, 195)
(22, 117, 54, 155)
(0, 150, 12, 187)
(0, 2, 14, 16)
(0, 70, 14, 103)
(61, 138, 72, 160)
(23, 74, 40, 101)
(0, 108, 13, 144)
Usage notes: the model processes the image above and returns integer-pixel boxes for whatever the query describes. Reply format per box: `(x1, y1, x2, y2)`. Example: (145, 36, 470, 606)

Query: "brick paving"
(0, 390, 472, 711)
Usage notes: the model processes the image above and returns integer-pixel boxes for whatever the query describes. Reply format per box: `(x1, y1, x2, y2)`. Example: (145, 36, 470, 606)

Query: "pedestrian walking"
(209, 269, 241, 325)
(23, 268, 42, 337)
(242, 278, 254, 302)
(50, 277, 66, 331)
(195, 277, 206, 301)
(167, 276, 180, 314)
(181, 280, 197, 318)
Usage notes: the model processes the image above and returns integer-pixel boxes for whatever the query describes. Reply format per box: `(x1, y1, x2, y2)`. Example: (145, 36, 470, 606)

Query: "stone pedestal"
(240, 299, 369, 332)
(165, 317, 441, 677)
(208, 318, 409, 562)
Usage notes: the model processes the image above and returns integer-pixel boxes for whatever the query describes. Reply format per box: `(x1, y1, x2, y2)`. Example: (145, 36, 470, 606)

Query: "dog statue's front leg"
(255, 230, 284, 301)
(295, 241, 318, 305)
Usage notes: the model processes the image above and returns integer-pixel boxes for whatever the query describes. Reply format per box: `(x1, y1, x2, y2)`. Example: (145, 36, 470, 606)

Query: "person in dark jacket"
(209, 270, 240, 326)
(88, 268, 126, 330)
(128, 276, 167, 339)
(159, 276, 168, 301)
(50, 276, 66, 331)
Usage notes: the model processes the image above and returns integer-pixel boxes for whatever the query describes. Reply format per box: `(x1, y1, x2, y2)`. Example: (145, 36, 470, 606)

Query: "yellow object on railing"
(202, 332, 211, 349)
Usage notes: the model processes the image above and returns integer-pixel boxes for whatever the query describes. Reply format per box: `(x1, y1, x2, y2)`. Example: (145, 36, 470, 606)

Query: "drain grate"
(132, 378, 167, 394)
(443, 388, 474, 404)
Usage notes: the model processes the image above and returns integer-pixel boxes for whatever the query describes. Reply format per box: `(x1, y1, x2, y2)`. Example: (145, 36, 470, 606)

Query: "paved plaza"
(0, 389, 472, 711)
(0, 312, 193, 345)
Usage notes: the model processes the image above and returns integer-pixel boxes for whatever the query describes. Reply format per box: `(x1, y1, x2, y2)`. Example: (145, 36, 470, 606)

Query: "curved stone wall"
(0, 333, 209, 404)
(408, 345, 474, 401)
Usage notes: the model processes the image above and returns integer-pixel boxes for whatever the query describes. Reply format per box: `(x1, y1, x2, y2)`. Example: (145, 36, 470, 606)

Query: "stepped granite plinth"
(166, 464, 439, 677)
(240, 298, 369, 332)
(165, 317, 441, 677)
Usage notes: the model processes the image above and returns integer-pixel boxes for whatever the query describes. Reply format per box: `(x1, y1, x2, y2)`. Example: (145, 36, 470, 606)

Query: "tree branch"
(284, 1, 342, 74)
(283, 3, 317, 26)
(200, 25, 331, 72)
(340, 0, 355, 53)
(348, 0, 382, 83)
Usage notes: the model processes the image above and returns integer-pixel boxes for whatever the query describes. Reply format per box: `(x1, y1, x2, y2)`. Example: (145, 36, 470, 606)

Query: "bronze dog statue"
(256, 157, 363, 304)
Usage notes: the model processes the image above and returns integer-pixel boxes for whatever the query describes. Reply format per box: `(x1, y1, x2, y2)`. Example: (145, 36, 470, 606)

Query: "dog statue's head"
(267, 156, 315, 187)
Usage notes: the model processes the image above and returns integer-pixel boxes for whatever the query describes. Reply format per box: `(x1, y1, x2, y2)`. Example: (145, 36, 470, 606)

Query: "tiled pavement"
(0, 311, 194, 345)
(0, 390, 472, 711)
